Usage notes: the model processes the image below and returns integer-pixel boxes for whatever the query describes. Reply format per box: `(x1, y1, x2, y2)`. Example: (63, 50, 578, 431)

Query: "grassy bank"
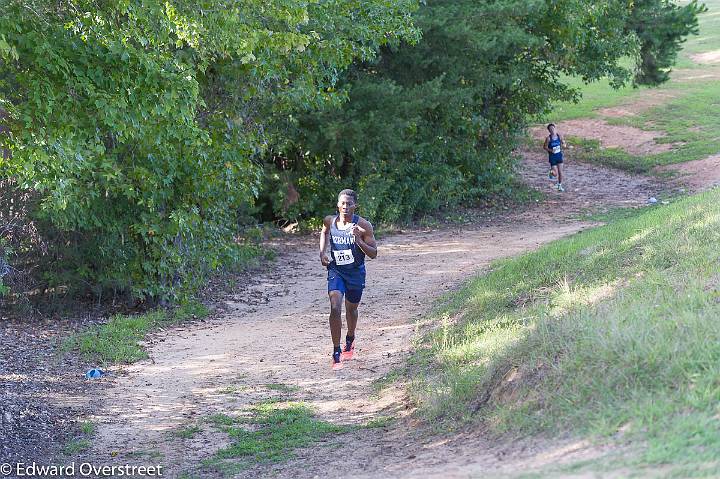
(410, 189, 720, 474)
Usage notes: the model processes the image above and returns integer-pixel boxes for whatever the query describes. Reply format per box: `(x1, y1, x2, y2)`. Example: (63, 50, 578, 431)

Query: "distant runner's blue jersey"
(548, 135, 563, 162)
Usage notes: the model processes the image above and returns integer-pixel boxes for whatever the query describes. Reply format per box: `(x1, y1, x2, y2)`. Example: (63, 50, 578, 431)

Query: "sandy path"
(74, 154, 667, 479)
(654, 153, 720, 192)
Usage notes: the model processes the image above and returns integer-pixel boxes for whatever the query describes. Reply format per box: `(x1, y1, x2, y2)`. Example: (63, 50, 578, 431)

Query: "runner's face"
(337, 195, 356, 217)
(548, 125, 556, 135)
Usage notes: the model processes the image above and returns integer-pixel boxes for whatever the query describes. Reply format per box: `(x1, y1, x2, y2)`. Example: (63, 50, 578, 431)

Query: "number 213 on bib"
(333, 249, 355, 266)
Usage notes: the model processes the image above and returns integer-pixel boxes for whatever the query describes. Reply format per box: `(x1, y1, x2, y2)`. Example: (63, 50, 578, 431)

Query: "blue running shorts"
(327, 269, 364, 304)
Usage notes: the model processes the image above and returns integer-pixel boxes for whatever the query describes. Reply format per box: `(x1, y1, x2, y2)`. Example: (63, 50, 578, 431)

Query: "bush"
(0, 0, 417, 302)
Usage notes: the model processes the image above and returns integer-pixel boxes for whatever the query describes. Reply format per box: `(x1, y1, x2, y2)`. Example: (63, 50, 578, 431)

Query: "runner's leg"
(329, 290, 344, 347)
(345, 299, 359, 338)
(557, 163, 563, 184)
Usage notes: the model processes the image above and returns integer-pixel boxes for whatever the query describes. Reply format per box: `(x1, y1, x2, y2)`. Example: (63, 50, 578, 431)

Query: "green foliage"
(364, 415, 395, 429)
(63, 310, 168, 364)
(260, 0, 704, 224)
(677, 0, 720, 64)
(565, 137, 644, 173)
(563, 75, 720, 173)
(80, 421, 95, 435)
(0, 0, 417, 301)
(207, 413, 236, 428)
(629, 0, 707, 85)
(609, 79, 720, 169)
(173, 300, 210, 322)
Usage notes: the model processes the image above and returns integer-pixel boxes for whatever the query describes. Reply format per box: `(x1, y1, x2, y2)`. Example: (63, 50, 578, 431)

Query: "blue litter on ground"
(85, 368, 105, 379)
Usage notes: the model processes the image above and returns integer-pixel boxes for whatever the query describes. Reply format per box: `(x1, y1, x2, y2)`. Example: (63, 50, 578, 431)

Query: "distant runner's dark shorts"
(549, 155, 563, 166)
(327, 268, 364, 304)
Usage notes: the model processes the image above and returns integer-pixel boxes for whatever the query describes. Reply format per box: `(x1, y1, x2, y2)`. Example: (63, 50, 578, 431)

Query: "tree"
(0, 0, 418, 301)
(258, 0, 704, 224)
(629, 0, 706, 85)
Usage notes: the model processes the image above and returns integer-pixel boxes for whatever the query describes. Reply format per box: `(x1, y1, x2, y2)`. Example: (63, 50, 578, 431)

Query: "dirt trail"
(72, 153, 669, 479)
(654, 153, 720, 192)
(90, 223, 587, 478)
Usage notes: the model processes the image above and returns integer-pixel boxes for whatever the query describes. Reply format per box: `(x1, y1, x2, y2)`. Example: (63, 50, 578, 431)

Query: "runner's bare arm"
(560, 134, 567, 148)
(352, 218, 378, 259)
(543, 136, 551, 153)
(319, 215, 333, 266)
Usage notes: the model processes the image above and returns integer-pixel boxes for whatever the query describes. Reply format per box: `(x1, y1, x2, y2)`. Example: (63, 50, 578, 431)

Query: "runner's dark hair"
(338, 189, 358, 202)
(547, 123, 556, 131)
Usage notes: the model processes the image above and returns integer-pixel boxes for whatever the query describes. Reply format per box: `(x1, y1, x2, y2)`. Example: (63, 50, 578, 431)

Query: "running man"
(319, 189, 378, 370)
(543, 123, 567, 192)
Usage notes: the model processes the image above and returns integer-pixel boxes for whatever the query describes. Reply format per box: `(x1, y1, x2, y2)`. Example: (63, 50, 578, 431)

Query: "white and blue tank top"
(548, 134, 563, 161)
(329, 214, 366, 274)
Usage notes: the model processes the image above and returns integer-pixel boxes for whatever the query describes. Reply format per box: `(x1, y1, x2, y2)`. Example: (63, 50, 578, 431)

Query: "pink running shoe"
(342, 339, 355, 361)
(332, 350, 344, 370)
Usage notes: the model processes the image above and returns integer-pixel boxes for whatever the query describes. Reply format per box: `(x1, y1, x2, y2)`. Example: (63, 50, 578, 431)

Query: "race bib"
(552, 145, 561, 154)
(333, 249, 355, 266)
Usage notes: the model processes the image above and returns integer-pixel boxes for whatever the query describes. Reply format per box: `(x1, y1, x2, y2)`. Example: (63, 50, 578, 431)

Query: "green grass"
(544, 1, 720, 170)
(577, 205, 653, 224)
(409, 188, 720, 472)
(217, 385, 246, 395)
(566, 136, 647, 172)
(554, 77, 720, 173)
(676, 0, 720, 67)
(364, 416, 395, 429)
(264, 383, 300, 393)
(207, 413, 237, 428)
(62, 300, 210, 364)
(64, 420, 95, 456)
(63, 439, 91, 455)
(552, 0, 720, 121)
(549, 69, 644, 121)
(63, 310, 168, 364)
(173, 301, 210, 322)
(606, 80, 720, 168)
(79, 421, 94, 435)
(173, 425, 202, 439)
(203, 402, 347, 473)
